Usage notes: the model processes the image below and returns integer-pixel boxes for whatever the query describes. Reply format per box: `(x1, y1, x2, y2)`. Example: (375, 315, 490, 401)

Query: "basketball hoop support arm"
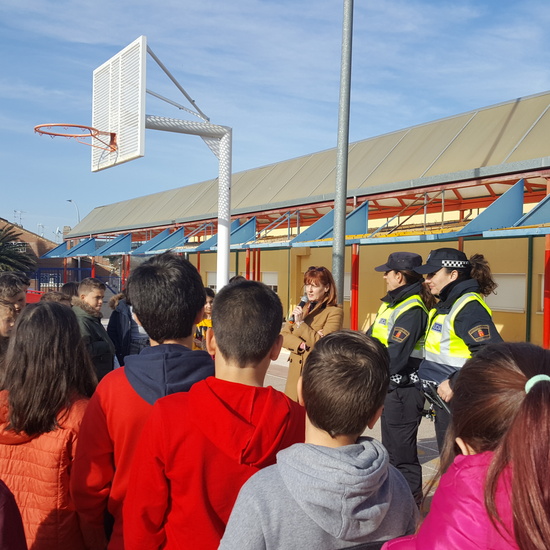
(145, 115, 232, 289)
(147, 46, 210, 122)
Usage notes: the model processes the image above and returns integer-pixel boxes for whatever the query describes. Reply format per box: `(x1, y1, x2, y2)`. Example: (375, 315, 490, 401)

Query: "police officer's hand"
(437, 379, 453, 402)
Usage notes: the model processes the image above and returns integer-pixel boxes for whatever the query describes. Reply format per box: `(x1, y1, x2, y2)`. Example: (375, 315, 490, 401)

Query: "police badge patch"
(391, 327, 410, 343)
(468, 325, 491, 342)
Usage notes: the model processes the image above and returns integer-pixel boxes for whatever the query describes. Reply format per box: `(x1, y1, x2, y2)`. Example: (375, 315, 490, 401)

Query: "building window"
(485, 274, 526, 313)
(262, 271, 278, 293)
(206, 271, 236, 292)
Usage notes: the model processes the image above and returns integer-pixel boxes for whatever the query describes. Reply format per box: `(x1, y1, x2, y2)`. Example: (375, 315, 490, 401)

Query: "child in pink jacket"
(384, 342, 550, 550)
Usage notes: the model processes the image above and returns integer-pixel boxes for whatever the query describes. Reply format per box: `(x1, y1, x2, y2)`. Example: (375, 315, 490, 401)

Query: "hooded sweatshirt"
(219, 437, 418, 550)
(71, 344, 214, 550)
(123, 376, 306, 550)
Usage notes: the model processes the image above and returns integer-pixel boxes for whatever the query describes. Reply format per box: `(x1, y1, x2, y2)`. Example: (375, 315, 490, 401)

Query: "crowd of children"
(0, 254, 549, 550)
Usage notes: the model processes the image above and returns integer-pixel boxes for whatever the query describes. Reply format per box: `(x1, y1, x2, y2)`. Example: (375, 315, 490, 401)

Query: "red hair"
(303, 266, 337, 308)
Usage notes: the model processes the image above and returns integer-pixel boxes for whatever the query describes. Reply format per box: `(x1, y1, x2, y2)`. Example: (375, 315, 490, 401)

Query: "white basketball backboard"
(91, 36, 147, 172)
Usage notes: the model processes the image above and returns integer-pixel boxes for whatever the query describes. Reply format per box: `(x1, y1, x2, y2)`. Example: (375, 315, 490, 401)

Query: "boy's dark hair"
(126, 252, 205, 343)
(0, 272, 27, 298)
(40, 290, 72, 306)
(11, 272, 30, 288)
(211, 280, 283, 366)
(205, 287, 215, 299)
(78, 277, 106, 295)
(61, 281, 79, 298)
(302, 330, 389, 438)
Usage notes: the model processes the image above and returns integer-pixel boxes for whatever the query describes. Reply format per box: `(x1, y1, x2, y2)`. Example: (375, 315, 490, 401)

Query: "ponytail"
(487, 377, 550, 550)
(468, 253, 497, 296)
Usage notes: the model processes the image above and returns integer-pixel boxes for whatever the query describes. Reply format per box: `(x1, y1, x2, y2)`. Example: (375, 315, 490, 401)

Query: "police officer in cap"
(414, 247, 502, 451)
(367, 251, 434, 504)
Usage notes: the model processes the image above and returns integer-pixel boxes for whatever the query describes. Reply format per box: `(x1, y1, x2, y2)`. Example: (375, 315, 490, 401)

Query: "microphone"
(289, 295, 308, 323)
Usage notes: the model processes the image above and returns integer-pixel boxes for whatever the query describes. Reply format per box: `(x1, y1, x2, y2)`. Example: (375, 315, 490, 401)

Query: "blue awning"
(142, 227, 187, 255)
(484, 187, 550, 238)
(40, 241, 69, 259)
(229, 218, 257, 250)
(349, 179, 527, 246)
(291, 202, 370, 248)
(513, 191, 550, 227)
(193, 220, 241, 252)
(94, 234, 132, 256)
(131, 229, 170, 255)
(454, 179, 525, 237)
(58, 238, 98, 258)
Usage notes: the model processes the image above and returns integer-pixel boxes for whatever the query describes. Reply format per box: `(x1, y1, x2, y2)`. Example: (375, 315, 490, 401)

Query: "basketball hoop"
(34, 123, 117, 152)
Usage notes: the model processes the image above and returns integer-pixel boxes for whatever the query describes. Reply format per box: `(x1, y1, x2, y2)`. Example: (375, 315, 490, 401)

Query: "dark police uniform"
(420, 277, 503, 449)
(367, 280, 427, 503)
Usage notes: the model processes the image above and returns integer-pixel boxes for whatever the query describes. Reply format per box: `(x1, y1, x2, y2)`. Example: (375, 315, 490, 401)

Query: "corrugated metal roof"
(68, 91, 550, 238)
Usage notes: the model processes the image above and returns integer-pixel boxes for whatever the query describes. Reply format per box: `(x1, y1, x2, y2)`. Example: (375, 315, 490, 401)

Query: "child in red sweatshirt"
(70, 252, 215, 549)
(123, 280, 305, 549)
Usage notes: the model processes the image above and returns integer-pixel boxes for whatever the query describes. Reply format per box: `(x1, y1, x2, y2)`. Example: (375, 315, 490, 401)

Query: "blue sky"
(1, 0, 549, 241)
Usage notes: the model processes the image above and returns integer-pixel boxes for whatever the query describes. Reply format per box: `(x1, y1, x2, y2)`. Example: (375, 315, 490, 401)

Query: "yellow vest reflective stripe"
(424, 292, 492, 368)
(371, 295, 428, 357)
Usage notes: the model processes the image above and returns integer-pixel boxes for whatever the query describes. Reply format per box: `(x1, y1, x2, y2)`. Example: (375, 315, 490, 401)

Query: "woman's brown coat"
(281, 304, 343, 400)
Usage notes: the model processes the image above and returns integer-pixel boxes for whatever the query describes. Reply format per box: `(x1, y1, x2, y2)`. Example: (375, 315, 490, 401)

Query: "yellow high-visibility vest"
(370, 295, 428, 358)
(424, 292, 492, 368)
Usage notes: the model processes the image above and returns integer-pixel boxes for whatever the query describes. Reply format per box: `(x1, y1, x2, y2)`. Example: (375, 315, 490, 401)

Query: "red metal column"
(544, 178, 550, 348)
(544, 235, 550, 348)
(254, 248, 260, 281)
(63, 258, 68, 283)
(257, 248, 261, 282)
(350, 244, 359, 330)
(91, 257, 96, 278)
(197, 251, 201, 274)
(245, 249, 251, 280)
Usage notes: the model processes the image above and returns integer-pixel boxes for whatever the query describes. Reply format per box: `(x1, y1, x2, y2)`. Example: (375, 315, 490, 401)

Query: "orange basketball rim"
(34, 123, 117, 152)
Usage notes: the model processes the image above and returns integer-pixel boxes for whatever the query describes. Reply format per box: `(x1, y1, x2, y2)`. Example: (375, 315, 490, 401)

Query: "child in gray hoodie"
(219, 330, 418, 550)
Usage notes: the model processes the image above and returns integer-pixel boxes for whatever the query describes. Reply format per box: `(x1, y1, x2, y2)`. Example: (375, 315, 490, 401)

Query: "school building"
(54, 90, 550, 346)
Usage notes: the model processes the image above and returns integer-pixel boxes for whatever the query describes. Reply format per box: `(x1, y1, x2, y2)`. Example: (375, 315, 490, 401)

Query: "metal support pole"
(246, 249, 251, 280)
(145, 115, 232, 291)
(526, 236, 533, 342)
(332, 0, 354, 306)
(216, 129, 232, 290)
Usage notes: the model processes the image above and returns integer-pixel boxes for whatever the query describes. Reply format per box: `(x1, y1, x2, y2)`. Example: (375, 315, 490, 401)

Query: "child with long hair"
(0, 302, 102, 550)
(383, 341, 550, 550)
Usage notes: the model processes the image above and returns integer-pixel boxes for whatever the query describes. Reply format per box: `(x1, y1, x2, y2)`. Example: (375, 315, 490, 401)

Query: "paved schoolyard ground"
(266, 349, 440, 504)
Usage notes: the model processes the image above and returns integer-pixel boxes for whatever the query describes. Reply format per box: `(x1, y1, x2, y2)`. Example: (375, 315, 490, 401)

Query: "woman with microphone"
(282, 266, 343, 400)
